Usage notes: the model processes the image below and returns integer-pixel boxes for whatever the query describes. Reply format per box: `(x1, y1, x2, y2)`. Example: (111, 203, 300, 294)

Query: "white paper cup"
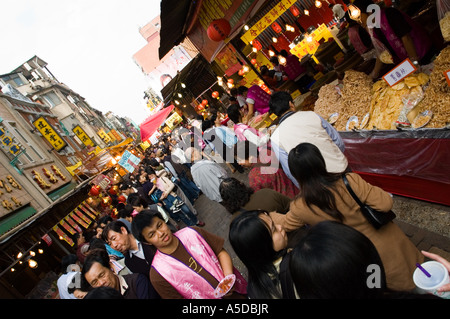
(413, 261, 450, 299)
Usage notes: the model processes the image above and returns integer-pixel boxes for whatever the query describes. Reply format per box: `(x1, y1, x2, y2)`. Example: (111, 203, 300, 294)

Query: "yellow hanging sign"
(240, 0, 296, 45)
(72, 125, 94, 146)
(33, 116, 67, 151)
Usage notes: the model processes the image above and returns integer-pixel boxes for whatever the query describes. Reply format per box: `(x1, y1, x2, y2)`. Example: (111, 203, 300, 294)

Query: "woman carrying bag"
(270, 142, 423, 292)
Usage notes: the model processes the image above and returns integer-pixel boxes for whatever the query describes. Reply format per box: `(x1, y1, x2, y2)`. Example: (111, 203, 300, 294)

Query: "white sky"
(0, 0, 161, 125)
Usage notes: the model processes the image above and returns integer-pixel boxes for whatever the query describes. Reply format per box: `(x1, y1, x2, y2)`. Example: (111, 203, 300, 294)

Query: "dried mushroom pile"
(414, 46, 450, 128)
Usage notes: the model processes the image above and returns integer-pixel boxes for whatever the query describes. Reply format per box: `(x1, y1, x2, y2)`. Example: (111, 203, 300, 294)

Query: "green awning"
(48, 182, 77, 201)
(0, 206, 37, 236)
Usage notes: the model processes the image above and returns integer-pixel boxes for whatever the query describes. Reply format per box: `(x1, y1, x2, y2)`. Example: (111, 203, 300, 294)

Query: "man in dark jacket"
(101, 220, 160, 298)
(81, 247, 159, 299)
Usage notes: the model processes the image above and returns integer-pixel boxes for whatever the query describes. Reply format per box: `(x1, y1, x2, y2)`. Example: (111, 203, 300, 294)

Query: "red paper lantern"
(253, 40, 263, 50)
(202, 99, 208, 106)
(227, 79, 234, 84)
(250, 58, 257, 65)
(290, 6, 301, 17)
(271, 22, 282, 34)
(108, 185, 118, 196)
(212, 91, 219, 98)
(101, 196, 112, 208)
(238, 69, 245, 76)
(89, 185, 100, 197)
(118, 195, 126, 203)
(207, 19, 231, 42)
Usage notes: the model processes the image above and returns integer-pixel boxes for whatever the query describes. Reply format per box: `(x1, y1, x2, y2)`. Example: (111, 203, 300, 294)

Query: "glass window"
(42, 91, 62, 107)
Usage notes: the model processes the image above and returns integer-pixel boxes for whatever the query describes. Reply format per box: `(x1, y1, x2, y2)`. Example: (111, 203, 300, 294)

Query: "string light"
(304, 9, 310, 16)
(315, 0, 322, 8)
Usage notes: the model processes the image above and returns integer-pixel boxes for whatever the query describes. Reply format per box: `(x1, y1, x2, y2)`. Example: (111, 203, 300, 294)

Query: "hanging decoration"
(271, 22, 283, 33)
(89, 185, 100, 197)
(207, 18, 231, 42)
(253, 39, 263, 51)
(212, 91, 219, 99)
(290, 5, 301, 17)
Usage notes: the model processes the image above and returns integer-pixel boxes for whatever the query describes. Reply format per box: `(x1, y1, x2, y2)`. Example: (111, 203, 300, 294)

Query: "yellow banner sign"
(72, 125, 94, 146)
(97, 128, 111, 143)
(33, 116, 67, 151)
(240, 0, 296, 45)
(290, 24, 334, 62)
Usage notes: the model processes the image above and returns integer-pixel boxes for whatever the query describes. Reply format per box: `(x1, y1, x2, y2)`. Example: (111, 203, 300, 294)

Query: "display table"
(340, 128, 450, 206)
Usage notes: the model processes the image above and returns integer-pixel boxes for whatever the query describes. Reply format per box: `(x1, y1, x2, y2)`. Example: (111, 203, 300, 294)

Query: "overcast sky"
(0, 0, 161, 125)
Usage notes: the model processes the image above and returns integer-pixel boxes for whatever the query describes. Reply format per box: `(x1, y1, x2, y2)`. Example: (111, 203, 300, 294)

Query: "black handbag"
(342, 175, 396, 229)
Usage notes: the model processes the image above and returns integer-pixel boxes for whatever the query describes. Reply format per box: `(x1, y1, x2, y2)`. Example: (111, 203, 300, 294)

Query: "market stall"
(311, 46, 450, 206)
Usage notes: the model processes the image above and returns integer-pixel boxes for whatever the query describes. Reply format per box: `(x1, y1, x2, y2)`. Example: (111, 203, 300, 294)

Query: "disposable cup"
(413, 261, 450, 299)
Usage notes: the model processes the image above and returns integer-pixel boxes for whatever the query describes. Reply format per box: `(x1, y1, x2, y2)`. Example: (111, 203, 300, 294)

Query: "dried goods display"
(311, 46, 450, 131)
(414, 46, 450, 128)
(367, 73, 429, 130)
(314, 82, 344, 121)
(335, 70, 373, 131)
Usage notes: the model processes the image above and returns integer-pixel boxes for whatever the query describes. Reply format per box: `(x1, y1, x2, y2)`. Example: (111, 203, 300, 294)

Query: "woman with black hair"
(289, 220, 387, 299)
(270, 142, 423, 292)
(219, 177, 290, 220)
(229, 210, 298, 299)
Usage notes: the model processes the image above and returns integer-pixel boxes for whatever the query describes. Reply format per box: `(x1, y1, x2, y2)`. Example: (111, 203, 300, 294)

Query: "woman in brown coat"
(270, 143, 423, 292)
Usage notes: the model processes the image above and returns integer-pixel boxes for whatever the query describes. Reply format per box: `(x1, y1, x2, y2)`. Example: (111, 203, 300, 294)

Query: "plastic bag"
(395, 87, 424, 127)
(437, 0, 450, 42)
(367, 27, 394, 64)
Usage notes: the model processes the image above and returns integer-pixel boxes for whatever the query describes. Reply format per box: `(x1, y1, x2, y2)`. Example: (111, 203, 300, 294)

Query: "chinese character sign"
(33, 116, 67, 151)
(118, 150, 141, 173)
(383, 59, 417, 87)
(240, 0, 296, 44)
(72, 125, 94, 146)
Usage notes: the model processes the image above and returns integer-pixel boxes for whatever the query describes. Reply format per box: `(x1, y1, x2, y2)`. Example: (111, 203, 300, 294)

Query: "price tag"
(291, 90, 301, 99)
(382, 59, 417, 87)
(314, 72, 324, 80)
(444, 69, 450, 87)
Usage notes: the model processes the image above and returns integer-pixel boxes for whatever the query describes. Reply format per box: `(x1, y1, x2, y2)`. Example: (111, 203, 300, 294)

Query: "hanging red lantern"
(227, 78, 234, 84)
(238, 68, 245, 76)
(207, 19, 231, 42)
(108, 185, 118, 196)
(89, 185, 100, 197)
(290, 5, 301, 17)
(101, 196, 112, 208)
(202, 99, 208, 106)
(118, 195, 126, 203)
(250, 58, 257, 65)
(211, 91, 219, 98)
(271, 22, 283, 33)
(253, 40, 263, 50)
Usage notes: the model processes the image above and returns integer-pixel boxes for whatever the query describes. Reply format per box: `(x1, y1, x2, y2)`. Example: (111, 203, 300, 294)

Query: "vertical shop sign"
(33, 116, 67, 151)
(72, 125, 94, 146)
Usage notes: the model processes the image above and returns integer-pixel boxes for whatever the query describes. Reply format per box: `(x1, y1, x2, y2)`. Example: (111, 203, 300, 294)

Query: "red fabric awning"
(139, 105, 174, 141)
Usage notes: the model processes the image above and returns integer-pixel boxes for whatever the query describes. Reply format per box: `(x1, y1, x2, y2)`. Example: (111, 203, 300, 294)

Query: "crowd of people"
(54, 85, 450, 300)
(55, 0, 448, 296)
